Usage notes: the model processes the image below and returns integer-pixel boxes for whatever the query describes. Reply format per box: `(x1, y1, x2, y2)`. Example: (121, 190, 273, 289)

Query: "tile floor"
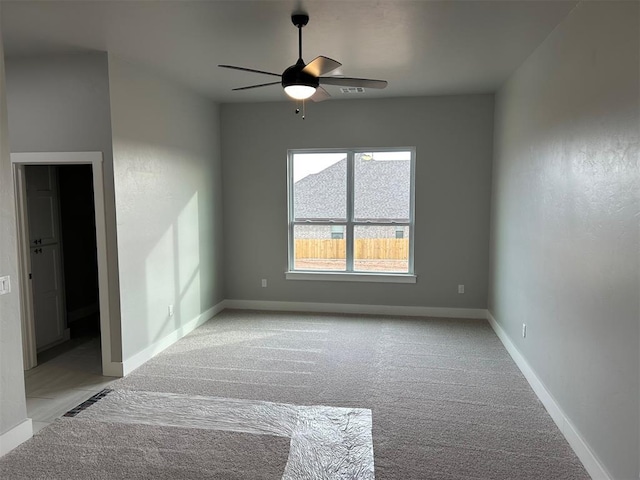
(25, 337, 116, 433)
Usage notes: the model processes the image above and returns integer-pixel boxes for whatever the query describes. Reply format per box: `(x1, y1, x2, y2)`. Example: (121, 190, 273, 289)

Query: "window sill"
(285, 271, 417, 284)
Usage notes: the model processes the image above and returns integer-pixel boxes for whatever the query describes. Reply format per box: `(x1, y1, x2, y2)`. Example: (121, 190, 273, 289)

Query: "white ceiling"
(1, 0, 578, 103)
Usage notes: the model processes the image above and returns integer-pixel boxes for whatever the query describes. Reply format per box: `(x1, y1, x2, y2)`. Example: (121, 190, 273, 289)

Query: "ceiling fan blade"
(219, 65, 281, 78)
(302, 56, 342, 77)
(232, 81, 281, 91)
(319, 77, 388, 89)
(310, 86, 331, 102)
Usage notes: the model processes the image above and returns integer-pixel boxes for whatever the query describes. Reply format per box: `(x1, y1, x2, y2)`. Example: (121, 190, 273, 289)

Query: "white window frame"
(286, 147, 417, 284)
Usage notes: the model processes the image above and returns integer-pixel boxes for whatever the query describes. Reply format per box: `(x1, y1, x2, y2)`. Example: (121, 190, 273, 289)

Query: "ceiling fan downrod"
(291, 13, 309, 62)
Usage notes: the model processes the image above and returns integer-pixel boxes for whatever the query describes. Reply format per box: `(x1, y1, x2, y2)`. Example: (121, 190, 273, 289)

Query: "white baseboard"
(223, 299, 486, 319)
(121, 301, 225, 376)
(486, 311, 611, 480)
(0, 418, 32, 457)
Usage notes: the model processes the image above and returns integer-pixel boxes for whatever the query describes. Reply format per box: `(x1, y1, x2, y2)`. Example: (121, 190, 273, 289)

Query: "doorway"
(11, 152, 115, 376)
(26, 164, 101, 367)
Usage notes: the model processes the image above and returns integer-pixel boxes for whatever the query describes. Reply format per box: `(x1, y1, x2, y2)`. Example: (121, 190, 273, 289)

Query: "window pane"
(354, 151, 411, 222)
(354, 225, 409, 273)
(293, 225, 346, 271)
(293, 153, 346, 221)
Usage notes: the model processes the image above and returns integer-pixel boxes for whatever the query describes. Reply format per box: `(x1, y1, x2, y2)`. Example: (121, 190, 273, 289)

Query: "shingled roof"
(294, 155, 411, 221)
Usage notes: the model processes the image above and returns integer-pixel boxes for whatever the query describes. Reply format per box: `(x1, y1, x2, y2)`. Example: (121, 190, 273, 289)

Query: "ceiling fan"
(219, 13, 388, 102)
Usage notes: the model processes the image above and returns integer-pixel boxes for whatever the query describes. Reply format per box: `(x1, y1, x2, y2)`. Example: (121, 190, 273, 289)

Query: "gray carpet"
(1, 310, 590, 479)
(1, 419, 290, 479)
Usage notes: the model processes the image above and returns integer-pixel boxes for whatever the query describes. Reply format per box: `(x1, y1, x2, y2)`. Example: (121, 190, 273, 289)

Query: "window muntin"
(288, 148, 415, 276)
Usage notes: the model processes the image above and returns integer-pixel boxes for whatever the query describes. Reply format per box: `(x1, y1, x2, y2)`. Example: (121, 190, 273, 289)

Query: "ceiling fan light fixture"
(284, 84, 316, 100)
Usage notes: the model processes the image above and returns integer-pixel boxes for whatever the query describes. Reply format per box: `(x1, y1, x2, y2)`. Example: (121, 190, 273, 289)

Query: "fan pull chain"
(294, 100, 306, 119)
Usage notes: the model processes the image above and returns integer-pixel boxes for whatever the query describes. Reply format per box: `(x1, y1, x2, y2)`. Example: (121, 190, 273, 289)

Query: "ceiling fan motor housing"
(282, 60, 319, 89)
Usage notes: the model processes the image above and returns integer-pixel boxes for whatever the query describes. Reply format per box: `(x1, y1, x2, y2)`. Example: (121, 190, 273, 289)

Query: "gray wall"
(108, 56, 224, 360)
(488, 2, 639, 479)
(0, 21, 28, 438)
(221, 95, 493, 308)
(5, 51, 226, 365)
(4, 52, 122, 360)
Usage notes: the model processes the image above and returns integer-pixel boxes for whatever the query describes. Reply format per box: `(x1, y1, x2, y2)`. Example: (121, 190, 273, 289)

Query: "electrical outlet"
(0, 276, 10, 295)
(458, 284, 464, 294)
(522, 323, 527, 338)
(168, 304, 174, 317)
(261, 279, 267, 288)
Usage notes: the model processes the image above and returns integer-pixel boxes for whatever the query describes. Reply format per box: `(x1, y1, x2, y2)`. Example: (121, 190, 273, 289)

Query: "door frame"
(12, 152, 114, 375)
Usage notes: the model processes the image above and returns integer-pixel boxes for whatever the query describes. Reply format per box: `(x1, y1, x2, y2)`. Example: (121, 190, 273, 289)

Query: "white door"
(25, 165, 67, 351)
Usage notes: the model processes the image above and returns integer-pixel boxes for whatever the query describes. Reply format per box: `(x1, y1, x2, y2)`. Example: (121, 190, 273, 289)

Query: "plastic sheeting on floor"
(75, 389, 375, 479)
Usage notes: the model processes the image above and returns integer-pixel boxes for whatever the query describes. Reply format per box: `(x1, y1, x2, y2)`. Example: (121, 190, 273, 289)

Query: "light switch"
(0, 276, 11, 295)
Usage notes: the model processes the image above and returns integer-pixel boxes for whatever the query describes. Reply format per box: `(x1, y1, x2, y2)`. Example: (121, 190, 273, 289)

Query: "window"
(331, 225, 345, 239)
(287, 148, 415, 281)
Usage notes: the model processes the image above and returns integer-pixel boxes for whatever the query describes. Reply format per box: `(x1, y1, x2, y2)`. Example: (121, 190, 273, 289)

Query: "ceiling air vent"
(340, 87, 365, 94)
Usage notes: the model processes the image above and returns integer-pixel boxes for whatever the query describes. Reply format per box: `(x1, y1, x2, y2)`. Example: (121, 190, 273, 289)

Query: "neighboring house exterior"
(293, 154, 410, 239)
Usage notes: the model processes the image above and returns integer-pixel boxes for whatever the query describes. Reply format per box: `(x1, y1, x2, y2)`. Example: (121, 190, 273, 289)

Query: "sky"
(292, 151, 410, 182)
(293, 153, 344, 182)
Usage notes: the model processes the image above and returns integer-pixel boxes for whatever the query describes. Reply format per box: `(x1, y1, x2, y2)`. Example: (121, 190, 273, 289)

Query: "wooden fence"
(295, 238, 409, 260)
